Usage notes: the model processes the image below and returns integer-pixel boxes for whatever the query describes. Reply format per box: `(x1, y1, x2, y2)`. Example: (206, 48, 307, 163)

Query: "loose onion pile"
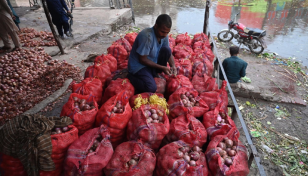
(144, 108, 164, 124)
(73, 97, 95, 111)
(0, 48, 82, 121)
(180, 92, 200, 107)
(125, 154, 141, 168)
(51, 126, 71, 135)
(18, 28, 57, 47)
(178, 146, 202, 167)
(217, 137, 238, 167)
(88, 134, 103, 153)
(112, 101, 124, 113)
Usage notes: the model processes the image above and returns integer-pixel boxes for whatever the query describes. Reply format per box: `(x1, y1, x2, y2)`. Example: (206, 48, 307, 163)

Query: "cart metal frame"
(203, 0, 266, 175)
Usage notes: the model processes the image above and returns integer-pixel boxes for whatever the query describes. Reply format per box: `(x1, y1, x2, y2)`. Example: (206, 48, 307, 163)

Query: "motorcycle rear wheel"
(217, 30, 234, 42)
(248, 38, 264, 54)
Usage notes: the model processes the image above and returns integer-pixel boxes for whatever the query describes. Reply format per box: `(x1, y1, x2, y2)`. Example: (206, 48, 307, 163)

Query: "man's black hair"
(229, 46, 239, 56)
(155, 14, 172, 28)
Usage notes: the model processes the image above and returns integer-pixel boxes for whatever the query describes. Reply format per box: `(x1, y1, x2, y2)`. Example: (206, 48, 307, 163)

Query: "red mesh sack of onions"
(155, 140, 209, 176)
(175, 32, 192, 46)
(40, 125, 78, 176)
(205, 128, 249, 176)
(84, 61, 111, 86)
(95, 90, 132, 148)
(64, 125, 113, 176)
(94, 54, 117, 72)
(203, 104, 239, 140)
(0, 153, 27, 176)
(175, 59, 193, 80)
(191, 53, 213, 77)
(107, 39, 130, 70)
(60, 93, 98, 135)
(192, 73, 218, 94)
(173, 43, 194, 60)
(192, 41, 211, 52)
(126, 104, 170, 150)
(104, 140, 156, 176)
(129, 92, 164, 109)
(101, 78, 135, 105)
(72, 78, 103, 106)
(154, 77, 167, 95)
(200, 81, 228, 112)
(166, 75, 193, 98)
(169, 34, 176, 53)
(124, 32, 138, 46)
(168, 87, 209, 120)
(192, 33, 211, 49)
(166, 113, 207, 147)
(194, 47, 215, 63)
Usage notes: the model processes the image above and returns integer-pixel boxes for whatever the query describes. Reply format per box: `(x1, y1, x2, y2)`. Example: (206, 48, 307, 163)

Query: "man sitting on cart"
(127, 14, 176, 93)
(219, 46, 248, 84)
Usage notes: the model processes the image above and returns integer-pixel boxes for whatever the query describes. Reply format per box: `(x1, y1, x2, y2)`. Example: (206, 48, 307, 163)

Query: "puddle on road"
(75, 0, 308, 66)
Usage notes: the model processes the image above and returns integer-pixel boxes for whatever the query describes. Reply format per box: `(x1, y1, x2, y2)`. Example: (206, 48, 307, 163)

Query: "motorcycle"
(217, 13, 267, 54)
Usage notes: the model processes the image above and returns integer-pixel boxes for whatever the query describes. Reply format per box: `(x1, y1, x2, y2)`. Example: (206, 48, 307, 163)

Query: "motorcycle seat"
(245, 27, 266, 37)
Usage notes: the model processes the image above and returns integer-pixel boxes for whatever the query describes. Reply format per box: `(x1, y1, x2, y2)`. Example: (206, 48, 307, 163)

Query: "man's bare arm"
(139, 55, 171, 75)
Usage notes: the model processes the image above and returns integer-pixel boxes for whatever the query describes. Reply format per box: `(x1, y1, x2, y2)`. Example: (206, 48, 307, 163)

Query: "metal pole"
(41, 0, 65, 54)
(128, 0, 135, 24)
(203, 0, 210, 34)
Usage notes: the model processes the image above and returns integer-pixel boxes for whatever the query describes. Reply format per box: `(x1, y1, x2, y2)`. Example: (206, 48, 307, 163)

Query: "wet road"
(74, 0, 308, 66)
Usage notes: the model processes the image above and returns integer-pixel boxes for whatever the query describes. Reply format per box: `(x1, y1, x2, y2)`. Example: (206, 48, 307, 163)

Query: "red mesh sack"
(155, 140, 209, 176)
(101, 78, 135, 104)
(72, 78, 103, 106)
(205, 128, 249, 176)
(94, 54, 117, 72)
(175, 59, 193, 80)
(84, 62, 111, 86)
(126, 104, 170, 150)
(154, 77, 166, 95)
(64, 125, 113, 176)
(175, 32, 192, 46)
(104, 141, 156, 176)
(194, 47, 215, 63)
(192, 73, 218, 94)
(169, 34, 176, 53)
(203, 104, 239, 140)
(166, 114, 207, 147)
(107, 42, 129, 69)
(95, 91, 132, 147)
(124, 32, 138, 46)
(0, 154, 27, 176)
(192, 41, 211, 51)
(200, 81, 228, 112)
(129, 92, 164, 109)
(173, 43, 194, 60)
(168, 87, 209, 119)
(166, 75, 193, 98)
(60, 93, 98, 135)
(40, 125, 79, 176)
(191, 54, 213, 77)
(192, 33, 211, 48)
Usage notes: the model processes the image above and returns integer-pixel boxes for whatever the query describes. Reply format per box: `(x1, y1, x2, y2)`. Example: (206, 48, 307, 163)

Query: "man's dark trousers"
(55, 22, 69, 37)
(127, 46, 171, 93)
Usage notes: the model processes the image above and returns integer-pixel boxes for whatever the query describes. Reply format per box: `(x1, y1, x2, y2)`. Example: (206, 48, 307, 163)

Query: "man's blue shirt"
(128, 27, 169, 74)
(219, 56, 248, 83)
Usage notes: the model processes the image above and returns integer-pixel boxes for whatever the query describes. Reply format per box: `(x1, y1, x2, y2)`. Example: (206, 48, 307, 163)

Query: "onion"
(158, 116, 163, 121)
(217, 115, 222, 122)
(112, 107, 118, 112)
(177, 150, 184, 158)
(150, 109, 157, 114)
(88, 149, 94, 153)
(183, 154, 190, 162)
(144, 110, 150, 117)
(157, 110, 164, 116)
(224, 158, 233, 166)
(62, 127, 69, 132)
(146, 118, 153, 124)
(129, 159, 137, 166)
(152, 114, 158, 120)
(117, 101, 122, 104)
(56, 129, 62, 134)
(153, 120, 159, 123)
(185, 92, 190, 97)
(225, 139, 233, 148)
(116, 103, 122, 109)
(232, 146, 237, 150)
(189, 160, 196, 166)
(216, 147, 222, 152)
(219, 150, 227, 157)
(190, 152, 200, 161)
(227, 150, 236, 157)
(180, 147, 187, 153)
(132, 155, 139, 160)
(193, 146, 201, 152)
(218, 142, 226, 150)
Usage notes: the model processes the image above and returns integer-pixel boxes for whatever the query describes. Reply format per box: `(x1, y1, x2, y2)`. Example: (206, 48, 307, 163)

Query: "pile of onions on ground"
(180, 92, 200, 107)
(112, 100, 125, 113)
(72, 97, 96, 111)
(18, 28, 57, 47)
(216, 137, 238, 166)
(144, 108, 165, 123)
(87, 134, 102, 153)
(0, 48, 82, 120)
(51, 126, 71, 135)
